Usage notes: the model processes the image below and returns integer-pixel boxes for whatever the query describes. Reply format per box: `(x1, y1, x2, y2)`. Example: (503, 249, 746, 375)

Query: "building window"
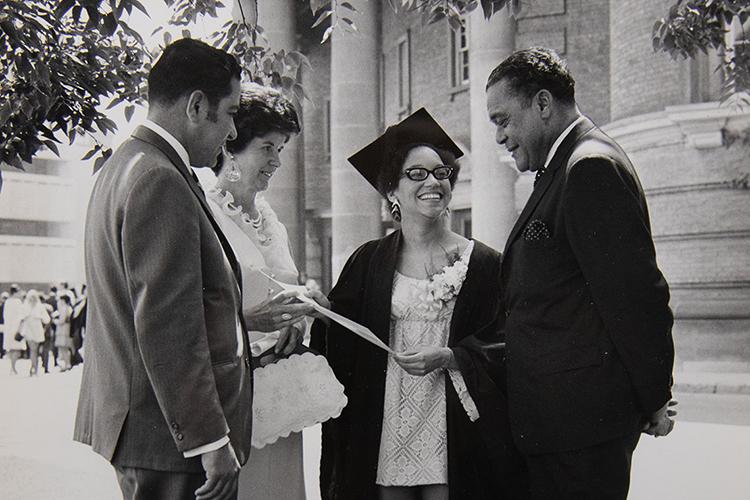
(450, 208, 472, 238)
(725, 16, 750, 101)
(451, 22, 469, 88)
(397, 31, 411, 113)
(323, 99, 331, 158)
(379, 53, 386, 128)
(689, 51, 721, 103)
(692, 15, 750, 103)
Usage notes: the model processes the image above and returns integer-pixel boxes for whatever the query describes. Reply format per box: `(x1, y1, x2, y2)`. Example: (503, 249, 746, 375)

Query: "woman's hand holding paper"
(244, 290, 313, 332)
(393, 346, 453, 376)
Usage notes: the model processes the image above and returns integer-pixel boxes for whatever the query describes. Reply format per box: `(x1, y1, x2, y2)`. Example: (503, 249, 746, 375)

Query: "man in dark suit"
(485, 47, 676, 499)
(0, 290, 8, 358)
(41, 285, 58, 372)
(74, 39, 253, 500)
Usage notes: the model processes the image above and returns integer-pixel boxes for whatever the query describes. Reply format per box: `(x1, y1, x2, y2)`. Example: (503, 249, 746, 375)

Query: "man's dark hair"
(148, 38, 241, 107)
(486, 47, 575, 106)
(9, 284, 19, 295)
(225, 84, 301, 155)
(378, 143, 461, 197)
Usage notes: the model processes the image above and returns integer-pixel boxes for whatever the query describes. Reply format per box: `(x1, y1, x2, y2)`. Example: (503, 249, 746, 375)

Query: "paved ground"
(1, 357, 749, 500)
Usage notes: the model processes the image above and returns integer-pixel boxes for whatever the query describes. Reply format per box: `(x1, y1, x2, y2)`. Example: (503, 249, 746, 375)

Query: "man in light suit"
(74, 39, 253, 500)
(486, 47, 675, 499)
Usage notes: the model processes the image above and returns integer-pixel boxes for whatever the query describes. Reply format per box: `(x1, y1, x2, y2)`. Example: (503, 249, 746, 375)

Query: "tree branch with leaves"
(652, 0, 749, 104)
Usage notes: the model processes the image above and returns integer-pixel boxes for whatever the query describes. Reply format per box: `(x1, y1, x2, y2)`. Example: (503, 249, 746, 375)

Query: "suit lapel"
(131, 126, 243, 289)
(502, 118, 595, 256)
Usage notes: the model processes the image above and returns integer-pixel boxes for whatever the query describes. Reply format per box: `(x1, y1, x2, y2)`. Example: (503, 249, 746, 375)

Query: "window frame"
(450, 20, 470, 90)
(397, 31, 412, 115)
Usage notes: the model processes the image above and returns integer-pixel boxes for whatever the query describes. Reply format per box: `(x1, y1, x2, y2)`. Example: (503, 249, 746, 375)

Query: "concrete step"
(680, 361, 750, 373)
(673, 370, 750, 395)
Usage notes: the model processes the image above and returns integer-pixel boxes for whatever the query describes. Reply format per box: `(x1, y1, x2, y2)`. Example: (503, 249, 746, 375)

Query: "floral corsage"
(426, 244, 471, 304)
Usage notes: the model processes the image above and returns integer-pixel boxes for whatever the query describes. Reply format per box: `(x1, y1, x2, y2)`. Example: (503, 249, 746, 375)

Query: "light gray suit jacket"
(74, 126, 253, 473)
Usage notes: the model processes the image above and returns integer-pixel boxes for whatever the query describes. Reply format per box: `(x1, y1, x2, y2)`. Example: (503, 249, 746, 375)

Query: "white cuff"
(183, 436, 230, 458)
(447, 368, 480, 422)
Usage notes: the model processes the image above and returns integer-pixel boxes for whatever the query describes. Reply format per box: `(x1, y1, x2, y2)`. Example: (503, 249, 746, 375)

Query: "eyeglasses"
(401, 166, 454, 181)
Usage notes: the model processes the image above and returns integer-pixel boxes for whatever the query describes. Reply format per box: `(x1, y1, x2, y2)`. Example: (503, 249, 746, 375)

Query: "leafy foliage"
(210, 1, 312, 103)
(308, 1, 361, 44)
(1, 0, 747, 188)
(0, 0, 317, 179)
(384, 0, 520, 30)
(653, 0, 750, 105)
(1, 0, 150, 172)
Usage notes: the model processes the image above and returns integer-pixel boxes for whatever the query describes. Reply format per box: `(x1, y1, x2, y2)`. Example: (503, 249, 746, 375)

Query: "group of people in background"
(0, 283, 87, 376)
(74, 37, 675, 500)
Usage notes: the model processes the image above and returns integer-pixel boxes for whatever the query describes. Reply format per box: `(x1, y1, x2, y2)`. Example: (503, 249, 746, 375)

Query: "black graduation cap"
(347, 107, 464, 195)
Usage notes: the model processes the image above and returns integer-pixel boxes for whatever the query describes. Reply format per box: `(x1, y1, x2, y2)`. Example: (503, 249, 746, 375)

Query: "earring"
(223, 146, 241, 183)
(390, 198, 402, 222)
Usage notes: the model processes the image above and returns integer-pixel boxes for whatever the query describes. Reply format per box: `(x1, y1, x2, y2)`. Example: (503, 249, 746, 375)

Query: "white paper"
(258, 270, 395, 354)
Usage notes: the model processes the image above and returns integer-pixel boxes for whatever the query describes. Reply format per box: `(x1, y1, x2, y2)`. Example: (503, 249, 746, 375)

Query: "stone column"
(235, 0, 305, 265)
(330, 0, 382, 278)
(469, 8, 517, 251)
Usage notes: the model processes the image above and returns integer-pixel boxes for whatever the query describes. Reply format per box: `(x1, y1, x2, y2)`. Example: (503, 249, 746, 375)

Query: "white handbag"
(251, 351, 347, 449)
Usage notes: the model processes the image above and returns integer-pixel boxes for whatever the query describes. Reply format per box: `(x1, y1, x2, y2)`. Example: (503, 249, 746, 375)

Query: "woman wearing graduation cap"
(311, 108, 529, 500)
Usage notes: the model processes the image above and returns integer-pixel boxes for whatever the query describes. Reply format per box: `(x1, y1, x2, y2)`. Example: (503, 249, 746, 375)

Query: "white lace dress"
(376, 242, 478, 487)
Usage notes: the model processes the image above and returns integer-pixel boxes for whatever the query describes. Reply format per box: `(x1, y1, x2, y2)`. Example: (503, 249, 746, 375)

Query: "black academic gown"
(311, 230, 528, 500)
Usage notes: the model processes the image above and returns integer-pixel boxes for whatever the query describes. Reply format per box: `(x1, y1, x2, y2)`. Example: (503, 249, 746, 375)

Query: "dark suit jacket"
(311, 231, 528, 500)
(501, 118, 674, 455)
(73, 126, 253, 473)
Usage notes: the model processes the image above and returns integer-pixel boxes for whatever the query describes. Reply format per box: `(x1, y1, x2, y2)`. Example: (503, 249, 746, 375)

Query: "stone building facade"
(0, 148, 93, 292)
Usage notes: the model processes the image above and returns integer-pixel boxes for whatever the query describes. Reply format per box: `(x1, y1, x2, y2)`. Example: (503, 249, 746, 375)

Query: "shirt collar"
(543, 115, 585, 170)
(191, 165, 218, 191)
(142, 119, 191, 169)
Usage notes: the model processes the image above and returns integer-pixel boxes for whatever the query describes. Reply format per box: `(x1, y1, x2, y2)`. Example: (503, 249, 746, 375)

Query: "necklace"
(209, 188, 272, 245)
(249, 211, 262, 229)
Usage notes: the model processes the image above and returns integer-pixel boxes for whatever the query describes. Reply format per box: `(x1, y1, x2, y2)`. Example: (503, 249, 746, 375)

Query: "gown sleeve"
(310, 241, 374, 388)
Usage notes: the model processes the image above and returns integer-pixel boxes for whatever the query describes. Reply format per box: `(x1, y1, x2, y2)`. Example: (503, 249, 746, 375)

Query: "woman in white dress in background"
(195, 83, 339, 500)
(20, 290, 50, 376)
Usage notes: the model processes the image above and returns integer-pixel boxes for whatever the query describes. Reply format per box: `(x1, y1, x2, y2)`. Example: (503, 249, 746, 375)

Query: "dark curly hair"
(226, 83, 301, 155)
(377, 143, 461, 197)
(486, 47, 575, 106)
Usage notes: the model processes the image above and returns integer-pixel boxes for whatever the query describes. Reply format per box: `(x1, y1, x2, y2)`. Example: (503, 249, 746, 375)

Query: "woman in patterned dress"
(311, 109, 529, 500)
(53, 293, 74, 371)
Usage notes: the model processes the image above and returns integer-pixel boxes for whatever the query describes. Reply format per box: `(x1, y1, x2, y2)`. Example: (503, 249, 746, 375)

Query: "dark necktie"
(534, 167, 546, 187)
(189, 170, 204, 195)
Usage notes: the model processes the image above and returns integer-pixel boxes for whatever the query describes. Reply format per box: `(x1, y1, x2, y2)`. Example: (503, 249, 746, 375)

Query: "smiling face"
(390, 145, 452, 221)
(231, 131, 289, 193)
(486, 79, 547, 173)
